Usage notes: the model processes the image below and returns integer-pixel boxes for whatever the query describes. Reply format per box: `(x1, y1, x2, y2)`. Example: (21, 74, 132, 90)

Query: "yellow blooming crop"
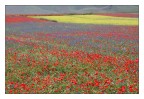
(29, 15, 138, 26)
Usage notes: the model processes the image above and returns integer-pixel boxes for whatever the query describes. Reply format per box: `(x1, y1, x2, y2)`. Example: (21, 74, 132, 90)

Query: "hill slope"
(6, 5, 138, 15)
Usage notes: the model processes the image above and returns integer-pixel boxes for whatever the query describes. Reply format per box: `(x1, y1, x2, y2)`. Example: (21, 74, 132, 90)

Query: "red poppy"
(53, 61, 59, 66)
(9, 90, 13, 94)
(129, 85, 134, 92)
(121, 86, 126, 92)
(94, 79, 100, 87)
(20, 83, 26, 89)
(71, 79, 77, 85)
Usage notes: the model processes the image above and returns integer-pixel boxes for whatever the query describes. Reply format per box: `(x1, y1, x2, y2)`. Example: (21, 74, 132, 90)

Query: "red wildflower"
(53, 61, 59, 66)
(6, 16, 47, 23)
(71, 79, 77, 85)
(118, 86, 126, 93)
(103, 56, 109, 62)
(14, 83, 19, 89)
(88, 53, 102, 60)
(104, 79, 111, 85)
(121, 86, 126, 92)
(43, 75, 51, 85)
(129, 85, 134, 92)
(86, 81, 93, 86)
(20, 83, 26, 89)
(9, 90, 13, 94)
(134, 58, 139, 63)
(9, 81, 14, 85)
(94, 79, 100, 87)
(95, 71, 99, 75)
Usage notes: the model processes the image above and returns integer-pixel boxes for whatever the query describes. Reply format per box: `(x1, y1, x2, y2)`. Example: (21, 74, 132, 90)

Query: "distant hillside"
(109, 5, 139, 13)
(6, 5, 139, 15)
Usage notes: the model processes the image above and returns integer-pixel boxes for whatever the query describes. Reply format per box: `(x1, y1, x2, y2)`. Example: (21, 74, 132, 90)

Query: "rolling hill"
(6, 5, 138, 15)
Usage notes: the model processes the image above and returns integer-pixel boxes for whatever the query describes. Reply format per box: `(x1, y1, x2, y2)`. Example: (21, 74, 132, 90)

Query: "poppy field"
(5, 14, 139, 94)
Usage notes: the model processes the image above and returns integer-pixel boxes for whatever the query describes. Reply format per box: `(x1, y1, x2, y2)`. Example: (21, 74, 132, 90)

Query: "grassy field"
(29, 15, 138, 26)
(6, 15, 139, 94)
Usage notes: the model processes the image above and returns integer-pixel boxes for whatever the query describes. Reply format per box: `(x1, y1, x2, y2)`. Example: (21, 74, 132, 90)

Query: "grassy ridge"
(29, 15, 138, 26)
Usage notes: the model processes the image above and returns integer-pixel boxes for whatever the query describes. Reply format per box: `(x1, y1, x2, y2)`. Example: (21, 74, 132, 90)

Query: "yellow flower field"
(29, 15, 138, 26)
